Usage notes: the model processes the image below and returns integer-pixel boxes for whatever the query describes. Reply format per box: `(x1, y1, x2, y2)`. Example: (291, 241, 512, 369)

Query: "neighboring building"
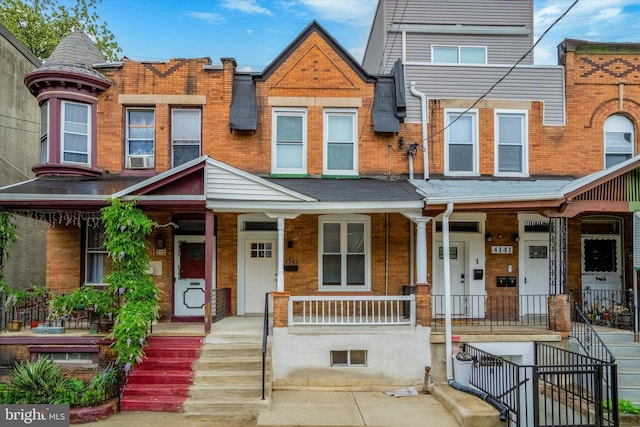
(0, 24, 45, 287)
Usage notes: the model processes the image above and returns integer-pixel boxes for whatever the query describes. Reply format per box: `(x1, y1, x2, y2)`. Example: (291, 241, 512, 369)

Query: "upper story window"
(172, 109, 201, 167)
(324, 109, 358, 176)
(272, 108, 307, 174)
(126, 108, 155, 169)
(495, 110, 528, 176)
(85, 223, 111, 285)
(39, 102, 49, 163)
(319, 215, 370, 291)
(61, 101, 90, 165)
(445, 109, 478, 175)
(432, 46, 487, 64)
(604, 115, 634, 168)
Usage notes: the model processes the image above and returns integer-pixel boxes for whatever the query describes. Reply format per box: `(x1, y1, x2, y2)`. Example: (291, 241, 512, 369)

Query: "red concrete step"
(127, 370, 194, 385)
(135, 357, 197, 370)
(146, 337, 204, 347)
(144, 347, 201, 358)
(120, 395, 186, 412)
(124, 383, 191, 397)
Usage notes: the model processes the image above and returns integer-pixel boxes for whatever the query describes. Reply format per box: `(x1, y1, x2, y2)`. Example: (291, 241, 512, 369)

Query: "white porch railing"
(288, 295, 416, 326)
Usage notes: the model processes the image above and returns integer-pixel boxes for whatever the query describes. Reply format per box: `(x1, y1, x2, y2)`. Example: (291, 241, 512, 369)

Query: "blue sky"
(90, 0, 640, 70)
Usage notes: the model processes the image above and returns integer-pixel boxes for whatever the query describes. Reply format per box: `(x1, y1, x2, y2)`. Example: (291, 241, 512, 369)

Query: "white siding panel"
(206, 166, 302, 201)
(363, 2, 387, 73)
(404, 64, 565, 125)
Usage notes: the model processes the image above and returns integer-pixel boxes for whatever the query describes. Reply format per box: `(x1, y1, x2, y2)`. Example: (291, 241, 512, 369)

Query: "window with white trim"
(331, 350, 367, 367)
(85, 223, 111, 285)
(433, 46, 486, 64)
(604, 115, 634, 168)
(61, 100, 90, 165)
(319, 215, 370, 290)
(40, 101, 48, 163)
(126, 108, 155, 169)
(495, 110, 528, 176)
(445, 109, 478, 175)
(272, 108, 307, 174)
(324, 109, 358, 176)
(172, 109, 201, 167)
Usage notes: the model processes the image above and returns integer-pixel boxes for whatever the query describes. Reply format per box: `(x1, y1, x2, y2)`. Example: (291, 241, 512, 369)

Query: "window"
(40, 102, 48, 163)
(604, 115, 634, 168)
(172, 109, 201, 167)
(85, 223, 111, 285)
(331, 350, 367, 367)
(433, 46, 486, 64)
(126, 108, 155, 168)
(61, 101, 90, 164)
(445, 110, 478, 175)
(324, 109, 357, 176)
(319, 215, 370, 290)
(272, 108, 307, 174)
(495, 111, 528, 175)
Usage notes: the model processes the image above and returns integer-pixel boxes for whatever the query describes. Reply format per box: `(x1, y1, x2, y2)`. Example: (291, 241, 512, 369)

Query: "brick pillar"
(272, 291, 291, 328)
(548, 294, 571, 338)
(415, 283, 432, 327)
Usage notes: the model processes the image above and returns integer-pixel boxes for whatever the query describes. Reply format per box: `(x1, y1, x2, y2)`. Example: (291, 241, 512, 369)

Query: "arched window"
(604, 115, 634, 168)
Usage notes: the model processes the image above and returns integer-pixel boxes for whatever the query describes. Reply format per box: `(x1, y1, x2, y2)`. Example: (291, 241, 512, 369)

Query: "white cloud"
(247, 29, 253, 36)
(534, 0, 640, 64)
(185, 11, 225, 24)
(298, 0, 377, 25)
(222, 0, 273, 15)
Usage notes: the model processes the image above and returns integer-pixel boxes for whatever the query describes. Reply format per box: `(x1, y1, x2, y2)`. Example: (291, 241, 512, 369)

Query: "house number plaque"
(491, 246, 513, 254)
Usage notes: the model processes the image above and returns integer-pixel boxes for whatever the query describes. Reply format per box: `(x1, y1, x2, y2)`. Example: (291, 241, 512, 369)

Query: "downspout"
(385, 213, 389, 295)
(410, 81, 429, 180)
(442, 202, 454, 381)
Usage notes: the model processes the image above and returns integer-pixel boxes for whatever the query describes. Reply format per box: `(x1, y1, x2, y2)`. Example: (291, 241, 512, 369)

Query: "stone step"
(612, 356, 640, 370)
(195, 355, 268, 370)
(617, 369, 640, 387)
(598, 331, 636, 344)
(199, 344, 266, 358)
(135, 357, 197, 370)
(147, 336, 204, 346)
(618, 386, 640, 406)
(144, 347, 201, 358)
(192, 369, 266, 384)
(182, 397, 270, 417)
(608, 343, 640, 357)
(125, 383, 191, 397)
(189, 382, 269, 399)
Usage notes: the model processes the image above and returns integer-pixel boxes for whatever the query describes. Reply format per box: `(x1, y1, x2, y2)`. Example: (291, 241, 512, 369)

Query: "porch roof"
(0, 175, 145, 206)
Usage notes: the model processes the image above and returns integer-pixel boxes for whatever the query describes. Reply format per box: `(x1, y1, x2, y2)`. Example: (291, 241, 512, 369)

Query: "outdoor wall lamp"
(512, 232, 520, 242)
(156, 232, 166, 250)
(485, 232, 492, 242)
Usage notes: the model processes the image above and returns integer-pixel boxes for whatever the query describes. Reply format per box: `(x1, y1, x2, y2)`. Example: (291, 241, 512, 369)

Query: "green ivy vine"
(101, 198, 159, 368)
(0, 210, 17, 271)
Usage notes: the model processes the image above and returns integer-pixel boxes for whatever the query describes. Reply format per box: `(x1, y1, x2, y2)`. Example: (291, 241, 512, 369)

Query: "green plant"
(1, 283, 49, 318)
(101, 198, 159, 366)
(604, 398, 640, 415)
(9, 356, 69, 404)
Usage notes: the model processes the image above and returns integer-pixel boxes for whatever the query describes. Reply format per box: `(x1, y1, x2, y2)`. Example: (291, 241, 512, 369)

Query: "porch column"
(204, 210, 214, 334)
(414, 218, 430, 285)
(277, 217, 285, 292)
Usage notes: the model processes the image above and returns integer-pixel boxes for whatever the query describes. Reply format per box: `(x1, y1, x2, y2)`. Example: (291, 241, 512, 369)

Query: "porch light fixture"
(485, 232, 492, 242)
(156, 232, 166, 250)
(512, 233, 520, 242)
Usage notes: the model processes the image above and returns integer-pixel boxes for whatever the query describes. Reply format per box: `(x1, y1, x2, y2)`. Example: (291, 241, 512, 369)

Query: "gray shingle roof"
(40, 30, 110, 83)
(267, 178, 424, 202)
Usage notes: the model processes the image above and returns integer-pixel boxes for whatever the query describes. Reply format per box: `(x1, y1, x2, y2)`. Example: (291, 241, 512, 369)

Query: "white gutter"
(410, 81, 428, 180)
(442, 202, 454, 381)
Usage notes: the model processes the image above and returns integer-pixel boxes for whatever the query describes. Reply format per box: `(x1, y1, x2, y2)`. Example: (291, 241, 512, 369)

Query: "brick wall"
(46, 225, 81, 292)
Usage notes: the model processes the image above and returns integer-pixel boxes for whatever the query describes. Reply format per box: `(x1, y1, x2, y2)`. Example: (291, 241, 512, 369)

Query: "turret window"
(61, 101, 90, 165)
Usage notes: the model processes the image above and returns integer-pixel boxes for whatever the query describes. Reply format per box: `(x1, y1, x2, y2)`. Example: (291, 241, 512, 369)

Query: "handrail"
(261, 292, 269, 401)
(571, 304, 616, 363)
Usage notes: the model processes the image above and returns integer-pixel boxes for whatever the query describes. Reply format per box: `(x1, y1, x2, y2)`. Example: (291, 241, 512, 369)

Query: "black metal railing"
(261, 292, 270, 401)
(1, 291, 50, 332)
(431, 294, 549, 331)
(461, 343, 618, 426)
(572, 289, 636, 330)
(571, 304, 616, 363)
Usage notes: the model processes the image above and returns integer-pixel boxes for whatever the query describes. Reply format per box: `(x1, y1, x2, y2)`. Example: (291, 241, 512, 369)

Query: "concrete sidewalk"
(77, 388, 470, 427)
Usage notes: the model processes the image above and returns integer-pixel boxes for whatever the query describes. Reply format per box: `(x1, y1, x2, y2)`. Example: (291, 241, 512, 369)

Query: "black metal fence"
(0, 291, 50, 332)
(432, 294, 549, 331)
(462, 343, 618, 426)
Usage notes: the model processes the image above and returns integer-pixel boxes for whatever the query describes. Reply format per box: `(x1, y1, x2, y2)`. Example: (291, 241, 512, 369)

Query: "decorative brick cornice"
(143, 60, 188, 78)
(579, 57, 640, 82)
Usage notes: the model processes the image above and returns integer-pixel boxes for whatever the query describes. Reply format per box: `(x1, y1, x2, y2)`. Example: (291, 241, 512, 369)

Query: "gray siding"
(404, 64, 565, 125)
(362, 1, 387, 73)
(384, 0, 532, 28)
(405, 33, 533, 65)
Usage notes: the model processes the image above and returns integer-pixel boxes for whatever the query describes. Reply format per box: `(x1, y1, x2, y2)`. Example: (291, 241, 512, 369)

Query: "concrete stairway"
(598, 329, 640, 404)
(120, 336, 203, 411)
(182, 318, 272, 424)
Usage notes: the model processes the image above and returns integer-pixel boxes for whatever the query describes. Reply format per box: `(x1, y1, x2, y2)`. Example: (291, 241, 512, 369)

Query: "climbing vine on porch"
(102, 198, 159, 368)
(0, 210, 17, 271)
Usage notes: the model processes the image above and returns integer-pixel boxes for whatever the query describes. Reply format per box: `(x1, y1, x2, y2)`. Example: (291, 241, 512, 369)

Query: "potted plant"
(614, 305, 632, 329)
(1, 284, 48, 331)
(453, 347, 474, 386)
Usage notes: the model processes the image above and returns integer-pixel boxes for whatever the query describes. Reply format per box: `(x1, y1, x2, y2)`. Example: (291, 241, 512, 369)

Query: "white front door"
(433, 241, 468, 316)
(521, 240, 549, 315)
(174, 236, 207, 317)
(244, 239, 277, 314)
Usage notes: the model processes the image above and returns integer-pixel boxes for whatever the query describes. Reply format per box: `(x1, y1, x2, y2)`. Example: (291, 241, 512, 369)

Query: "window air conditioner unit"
(127, 155, 154, 169)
